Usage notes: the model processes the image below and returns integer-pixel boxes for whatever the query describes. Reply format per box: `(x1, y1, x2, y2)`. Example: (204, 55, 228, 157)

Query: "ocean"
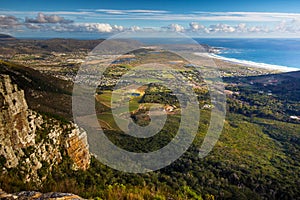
(195, 38, 300, 71)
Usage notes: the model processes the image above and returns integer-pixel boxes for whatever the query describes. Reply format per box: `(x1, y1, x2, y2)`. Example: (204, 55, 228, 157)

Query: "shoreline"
(195, 52, 299, 72)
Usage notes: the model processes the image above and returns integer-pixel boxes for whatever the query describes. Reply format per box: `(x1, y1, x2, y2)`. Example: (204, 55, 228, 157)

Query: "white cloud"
(275, 19, 300, 33)
(235, 23, 247, 32)
(25, 13, 73, 24)
(165, 24, 185, 32)
(82, 23, 113, 32)
(95, 9, 168, 15)
(130, 26, 141, 32)
(95, 9, 127, 15)
(185, 22, 271, 35)
(25, 23, 42, 29)
(25, 22, 124, 33)
(126, 10, 168, 14)
(3, 10, 300, 22)
(247, 25, 269, 33)
(191, 11, 300, 22)
(0, 15, 21, 29)
(3, 11, 300, 37)
(189, 22, 209, 33)
(112, 25, 124, 32)
(209, 24, 236, 33)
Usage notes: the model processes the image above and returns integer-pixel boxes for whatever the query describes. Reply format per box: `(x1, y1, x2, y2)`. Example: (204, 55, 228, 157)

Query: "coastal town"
(1, 38, 298, 126)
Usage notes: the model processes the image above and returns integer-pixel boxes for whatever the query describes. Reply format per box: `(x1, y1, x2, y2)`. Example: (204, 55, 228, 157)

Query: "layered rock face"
(0, 75, 90, 183)
(65, 125, 90, 171)
(0, 75, 35, 168)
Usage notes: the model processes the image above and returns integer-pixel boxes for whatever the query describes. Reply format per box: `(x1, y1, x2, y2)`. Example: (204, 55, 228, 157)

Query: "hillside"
(0, 34, 15, 40)
(0, 38, 101, 55)
(0, 38, 145, 58)
(0, 60, 73, 120)
(0, 74, 90, 189)
(224, 70, 300, 122)
(0, 57, 299, 199)
(0, 62, 300, 200)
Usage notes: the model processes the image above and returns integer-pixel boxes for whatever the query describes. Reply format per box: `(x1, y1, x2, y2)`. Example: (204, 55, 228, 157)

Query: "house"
(202, 104, 213, 109)
(290, 116, 300, 120)
(224, 90, 234, 96)
(164, 105, 174, 112)
(267, 90, 272, 96)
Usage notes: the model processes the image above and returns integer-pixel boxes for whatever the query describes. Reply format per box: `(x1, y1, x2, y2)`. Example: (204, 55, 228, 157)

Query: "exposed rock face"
(0, 74, 36, 169)
(0, 75, 90, 183)
(0, 189, 85, 200)
(65, 125, 90, 171)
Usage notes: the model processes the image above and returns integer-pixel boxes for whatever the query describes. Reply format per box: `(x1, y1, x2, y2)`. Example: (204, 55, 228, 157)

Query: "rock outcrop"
(0, 75, 90, 183)
(0, 74, 35, 168)
(0, 189, 85, 200)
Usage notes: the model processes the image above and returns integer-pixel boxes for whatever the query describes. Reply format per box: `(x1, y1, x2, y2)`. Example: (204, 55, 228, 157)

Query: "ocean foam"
(195, 53, 299, 72)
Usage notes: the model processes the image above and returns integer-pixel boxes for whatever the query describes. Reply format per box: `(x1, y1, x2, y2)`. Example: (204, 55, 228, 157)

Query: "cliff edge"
(0, 74, 90, 184)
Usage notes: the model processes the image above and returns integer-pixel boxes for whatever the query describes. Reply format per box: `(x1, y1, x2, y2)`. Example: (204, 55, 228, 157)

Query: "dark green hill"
(0, 38, 103, 56)
(0, 38, 143, 56)
(224, 70, 300, 122)
(0, 34, 15, 40)
(0, 60, 73, 119)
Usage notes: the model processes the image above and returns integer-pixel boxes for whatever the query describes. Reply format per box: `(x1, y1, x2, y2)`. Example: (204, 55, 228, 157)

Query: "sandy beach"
(195, 52, 299, 72)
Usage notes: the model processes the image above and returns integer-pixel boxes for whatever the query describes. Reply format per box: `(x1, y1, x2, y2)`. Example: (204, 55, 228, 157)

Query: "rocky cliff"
(0, 189, 85, 200)
(0, 74, 90, 184)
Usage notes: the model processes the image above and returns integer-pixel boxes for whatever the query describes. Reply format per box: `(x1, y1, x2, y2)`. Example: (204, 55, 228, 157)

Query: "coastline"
(195, 52, 299, 72)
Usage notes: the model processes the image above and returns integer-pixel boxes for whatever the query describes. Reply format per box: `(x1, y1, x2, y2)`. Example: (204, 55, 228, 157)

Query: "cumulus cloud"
(189, 22, 209, 33)
(235, 23, 247, 32)
(186, 22, 270, 34)
(112, 25, 124, 32)
(209, 23, 236, 33)
(22, 13, 127, 33)
(130, 26, 141, 32)
(164, 24, 185, 32)
(81, 23, 113, 32)
(3, 11, 300, 36)
(0, 15, 21, 29)
(37, 23, 126, 33)
(275, 19, 300, 33)
(189, 22, 203, 30)
(247, 25, 269, 33)
(25, 13, 73, 24)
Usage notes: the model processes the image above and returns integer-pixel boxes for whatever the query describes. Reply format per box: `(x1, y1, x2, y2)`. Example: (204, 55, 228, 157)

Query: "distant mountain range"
(0, 34, 15, 40)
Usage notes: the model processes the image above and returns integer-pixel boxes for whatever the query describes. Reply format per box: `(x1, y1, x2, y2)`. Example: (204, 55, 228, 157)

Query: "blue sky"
(2, 0, 300, 13)
(1, 0, 300, 38)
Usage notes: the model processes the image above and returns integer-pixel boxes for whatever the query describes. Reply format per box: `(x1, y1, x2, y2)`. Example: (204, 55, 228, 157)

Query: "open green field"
(96, 90, 144, 130)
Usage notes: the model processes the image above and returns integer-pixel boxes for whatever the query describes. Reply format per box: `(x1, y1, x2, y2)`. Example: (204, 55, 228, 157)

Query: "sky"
(1, 0, 300, 38)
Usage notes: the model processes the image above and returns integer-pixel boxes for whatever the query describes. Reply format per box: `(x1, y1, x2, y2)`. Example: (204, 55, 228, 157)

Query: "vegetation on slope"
(1, 60, 300, 199)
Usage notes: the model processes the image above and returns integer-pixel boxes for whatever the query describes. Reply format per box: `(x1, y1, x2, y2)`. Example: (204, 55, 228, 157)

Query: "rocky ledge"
(0, 189, 85, 200)
(0, 74, 90, 183)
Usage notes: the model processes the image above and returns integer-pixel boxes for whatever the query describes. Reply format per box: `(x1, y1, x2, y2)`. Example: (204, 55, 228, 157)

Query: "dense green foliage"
(225, 71, 300, 122)
(0, 60, 74, 120)
(1, 110, 299, 199)
(1, 61, 300, 199)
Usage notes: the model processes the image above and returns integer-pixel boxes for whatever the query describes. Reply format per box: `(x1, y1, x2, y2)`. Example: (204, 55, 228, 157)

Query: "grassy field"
(96, 90, 144, 130)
